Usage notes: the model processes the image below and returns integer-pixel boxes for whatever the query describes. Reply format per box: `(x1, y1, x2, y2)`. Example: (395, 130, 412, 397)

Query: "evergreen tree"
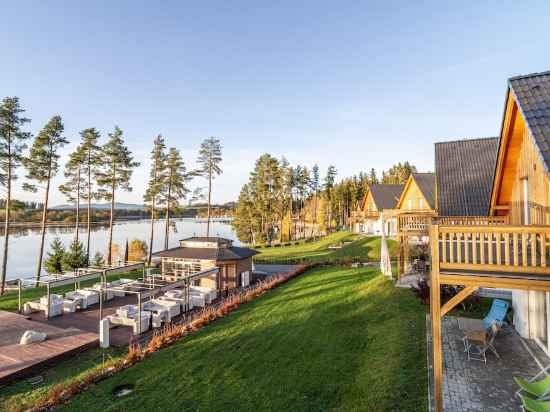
(144, 135, 167, 263)
(90, 252, 105, 268)
(196, 137, 222, 237)
(324, 165, 337, 231)
(59, 148, 85, 243)
(0, 97, 31, 294)
(94, 126, 139, 265)
(23, 115, 68, 284)
(369, 168, 379, 184)
(78, 128, 101, 261)
(62, 239, 88, 271)
(44, 238, 65, 274)
(310, 164, 320, 237)
(158, 148, 192, 249)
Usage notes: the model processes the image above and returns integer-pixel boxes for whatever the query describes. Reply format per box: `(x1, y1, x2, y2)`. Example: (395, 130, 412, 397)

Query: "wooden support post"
(430, 224, 443, 412)
(440, 286, 479, 317)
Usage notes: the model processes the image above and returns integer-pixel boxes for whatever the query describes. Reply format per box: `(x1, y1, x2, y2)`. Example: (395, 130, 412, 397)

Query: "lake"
(0, 218, 238, 281)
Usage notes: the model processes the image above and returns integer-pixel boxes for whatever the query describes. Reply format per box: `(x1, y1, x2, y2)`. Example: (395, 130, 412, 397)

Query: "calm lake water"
(0, 218, 238, 281)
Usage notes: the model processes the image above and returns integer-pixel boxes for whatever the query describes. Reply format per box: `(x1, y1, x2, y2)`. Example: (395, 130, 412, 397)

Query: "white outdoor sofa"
(65, 289, 99, 309)
(110, 278, 137, 297)
(149, 298, 180, 319)
(89, 283, 114, 301)
(142, 301, 171, 327)
(160, 289, 189, 310)
(190, 286, 217, 304)
(23, 294, 64, 317)
(189, 291, 207, 308)
(107, 305, 151, 334)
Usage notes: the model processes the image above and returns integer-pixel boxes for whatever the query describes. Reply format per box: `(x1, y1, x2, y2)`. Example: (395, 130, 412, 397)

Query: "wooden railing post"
(430, 224, 443, 412)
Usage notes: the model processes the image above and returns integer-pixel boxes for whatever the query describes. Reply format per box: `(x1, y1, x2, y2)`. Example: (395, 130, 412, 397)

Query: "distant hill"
(51, 202, 146, 211)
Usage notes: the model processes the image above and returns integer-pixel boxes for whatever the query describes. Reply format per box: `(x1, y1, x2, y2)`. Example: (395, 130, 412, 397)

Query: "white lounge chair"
(190, 286, 217, 303)
(110, 278, 136, 297)
(89, 283, 114, 301)
(150, 298, 180, 319)
(65, 289, 99, 309)
(108, 305, 151, 334)
(189, 292, 206, 308)
(142, 301, 170, 327)
(23, 294, 64, 317)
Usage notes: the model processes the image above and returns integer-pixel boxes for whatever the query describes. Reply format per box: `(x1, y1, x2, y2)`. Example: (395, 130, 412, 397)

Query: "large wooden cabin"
(429, 71, 550, 412)
(351, 184, 404, 237)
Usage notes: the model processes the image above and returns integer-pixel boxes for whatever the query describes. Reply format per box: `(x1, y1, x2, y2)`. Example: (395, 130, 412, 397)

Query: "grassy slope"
(58, 267, 427, 412)
(0, 270, 142, 312)
(255, 232, 397, 263)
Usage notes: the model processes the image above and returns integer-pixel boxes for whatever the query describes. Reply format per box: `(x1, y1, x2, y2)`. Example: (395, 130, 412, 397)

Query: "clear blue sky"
(2, 1, 550, 205)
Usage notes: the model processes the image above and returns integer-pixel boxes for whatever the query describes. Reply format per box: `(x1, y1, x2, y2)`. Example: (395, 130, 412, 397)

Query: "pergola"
(429, 223, 550, 412)
(97, 267, 220, 334)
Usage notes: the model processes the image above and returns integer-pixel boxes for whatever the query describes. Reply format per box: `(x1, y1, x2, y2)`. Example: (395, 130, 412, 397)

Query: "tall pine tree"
(0, 97, 31, 294)
(196, 137, 222, 237)
(95, 126, 139, 265)
(23, 115, 68, 284)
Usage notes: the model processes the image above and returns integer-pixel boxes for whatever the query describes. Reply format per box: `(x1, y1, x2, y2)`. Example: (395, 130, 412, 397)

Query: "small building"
(396, 173, 436, 214)
(152, 237, 257, 291)
(352, 184, 404, 236)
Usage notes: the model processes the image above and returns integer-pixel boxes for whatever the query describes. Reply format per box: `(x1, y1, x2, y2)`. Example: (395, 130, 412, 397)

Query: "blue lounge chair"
(482, 299, 510, 329)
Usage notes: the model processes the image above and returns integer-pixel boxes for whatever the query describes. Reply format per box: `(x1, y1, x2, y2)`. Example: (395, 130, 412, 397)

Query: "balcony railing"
(398, 215, 509, 235)
(434, 225, 550, 275)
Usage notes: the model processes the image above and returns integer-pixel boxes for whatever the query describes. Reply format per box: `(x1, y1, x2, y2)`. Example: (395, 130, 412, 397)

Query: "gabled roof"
(435, 137, 499, 216)
(152, 245, 257, 261)
(411, 173, 436, 210)
(367, 184, 404, 210)
(508, 71, 550, 173)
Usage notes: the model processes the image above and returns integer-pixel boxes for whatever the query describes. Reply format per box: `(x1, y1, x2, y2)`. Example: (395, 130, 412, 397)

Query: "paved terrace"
(427, 315, 548, 411)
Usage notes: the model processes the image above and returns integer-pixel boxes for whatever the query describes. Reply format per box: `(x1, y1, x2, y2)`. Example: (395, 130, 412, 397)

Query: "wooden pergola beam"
(440, 286, 479, 317)
(439, 274, 550, 292)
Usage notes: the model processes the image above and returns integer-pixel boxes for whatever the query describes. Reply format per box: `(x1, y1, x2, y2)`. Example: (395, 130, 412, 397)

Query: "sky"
(1, 1, 550, 206)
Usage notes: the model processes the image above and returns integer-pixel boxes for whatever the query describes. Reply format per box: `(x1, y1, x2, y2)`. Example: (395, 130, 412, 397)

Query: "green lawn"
(0, 269, 143, 312)
(254, 232, 397, 263)
(52, 266, 427, 411)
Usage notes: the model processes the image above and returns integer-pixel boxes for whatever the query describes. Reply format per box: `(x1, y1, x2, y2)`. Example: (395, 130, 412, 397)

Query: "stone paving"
(427, 315, 548, 411)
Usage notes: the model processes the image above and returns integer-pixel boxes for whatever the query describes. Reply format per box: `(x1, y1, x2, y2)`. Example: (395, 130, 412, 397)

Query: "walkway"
(427, 315, 547, 411)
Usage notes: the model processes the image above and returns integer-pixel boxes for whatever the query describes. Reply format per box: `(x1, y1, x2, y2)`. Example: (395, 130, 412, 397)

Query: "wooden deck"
(0, 311, 98, 386)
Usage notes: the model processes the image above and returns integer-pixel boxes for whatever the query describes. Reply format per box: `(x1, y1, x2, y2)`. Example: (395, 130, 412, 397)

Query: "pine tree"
(94, 126, 139, 265)
(158, 148, 192, 249)
(0, 97, 31, 294)
(369, 168, 379, 184)
(90, 252, 105, 268)
(310, 164, 320, 237)
(62, 239, 88, 271)
(23, 115, 68, 285)
(144, 135, 167, 263)
(59, 149, 85, 243)
(196, 137, 222, 237)
(44, 238, 65, 274)
(78, 128, 101, 261)
(324, 165, 337, 232)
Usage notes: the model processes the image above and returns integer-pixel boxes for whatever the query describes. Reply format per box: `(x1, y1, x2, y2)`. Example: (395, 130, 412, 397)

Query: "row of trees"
(0, 96, 224, 294)
(232, 154, 417, 245)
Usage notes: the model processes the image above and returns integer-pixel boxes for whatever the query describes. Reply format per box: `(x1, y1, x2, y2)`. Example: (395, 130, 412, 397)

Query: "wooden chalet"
(351, 184, 404, 237)
(429, 71, 550, 411)
(395, 173, 436, 274)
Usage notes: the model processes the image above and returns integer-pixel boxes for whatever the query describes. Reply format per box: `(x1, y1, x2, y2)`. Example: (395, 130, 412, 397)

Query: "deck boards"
(0, 311, 98, 385)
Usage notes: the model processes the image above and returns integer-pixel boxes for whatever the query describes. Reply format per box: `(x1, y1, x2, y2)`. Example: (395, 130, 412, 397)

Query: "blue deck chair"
(482, 299, 510, 330)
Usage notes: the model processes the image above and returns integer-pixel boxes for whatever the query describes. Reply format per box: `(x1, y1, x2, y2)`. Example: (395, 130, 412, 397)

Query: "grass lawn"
(0, 269, 143, 312)
(254, 232, 397, 263)
(52, 266, 427, 411)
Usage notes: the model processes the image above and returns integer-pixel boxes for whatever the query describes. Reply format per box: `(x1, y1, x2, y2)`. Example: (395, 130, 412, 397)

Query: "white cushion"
(20, 330, 47, 345)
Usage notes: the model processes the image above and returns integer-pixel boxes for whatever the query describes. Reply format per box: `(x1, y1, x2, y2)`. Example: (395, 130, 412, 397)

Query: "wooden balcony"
(397, 214, 434, 235)
(350, 210, 379, 221)
(430, 224, 550, 412)
(434, 224, 550, 279)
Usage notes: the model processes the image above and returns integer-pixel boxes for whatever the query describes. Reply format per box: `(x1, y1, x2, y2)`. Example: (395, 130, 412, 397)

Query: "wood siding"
(492, 92, 550, 225)
(398, 177, 434, 212)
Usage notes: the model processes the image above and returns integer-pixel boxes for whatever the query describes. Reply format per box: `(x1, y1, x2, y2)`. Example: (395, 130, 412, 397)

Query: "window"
(408, 199, 413, 210)
(419, 198, 424, 209)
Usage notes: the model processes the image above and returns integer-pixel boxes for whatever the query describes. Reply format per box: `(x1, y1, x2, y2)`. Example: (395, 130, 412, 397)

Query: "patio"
(427, 315, 548, 411)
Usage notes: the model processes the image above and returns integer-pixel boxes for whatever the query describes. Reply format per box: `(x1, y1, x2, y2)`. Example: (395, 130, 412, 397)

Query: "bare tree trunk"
(75, 167, 81, 244)
(148, 197, 155, 264)
(0, 155, 11, 295)
(164, 177, 172, 250)
(35, 170, 52, 285)
(206, 166, 212, 237)
(86, 156, 92, 263)
(107, 179, 115, 265)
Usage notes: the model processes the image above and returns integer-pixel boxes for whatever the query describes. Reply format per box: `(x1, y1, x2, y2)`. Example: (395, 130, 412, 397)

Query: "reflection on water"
(0, 218, 237, 281)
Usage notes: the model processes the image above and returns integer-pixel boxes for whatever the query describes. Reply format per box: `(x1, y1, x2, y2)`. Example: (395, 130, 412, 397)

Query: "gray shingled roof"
(153, 245, 257, 261)
(509, 71, 550, 172)
(370, 184, 404, 210)
(435, 137, 499, 216)
(411, 173, 436, 210)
